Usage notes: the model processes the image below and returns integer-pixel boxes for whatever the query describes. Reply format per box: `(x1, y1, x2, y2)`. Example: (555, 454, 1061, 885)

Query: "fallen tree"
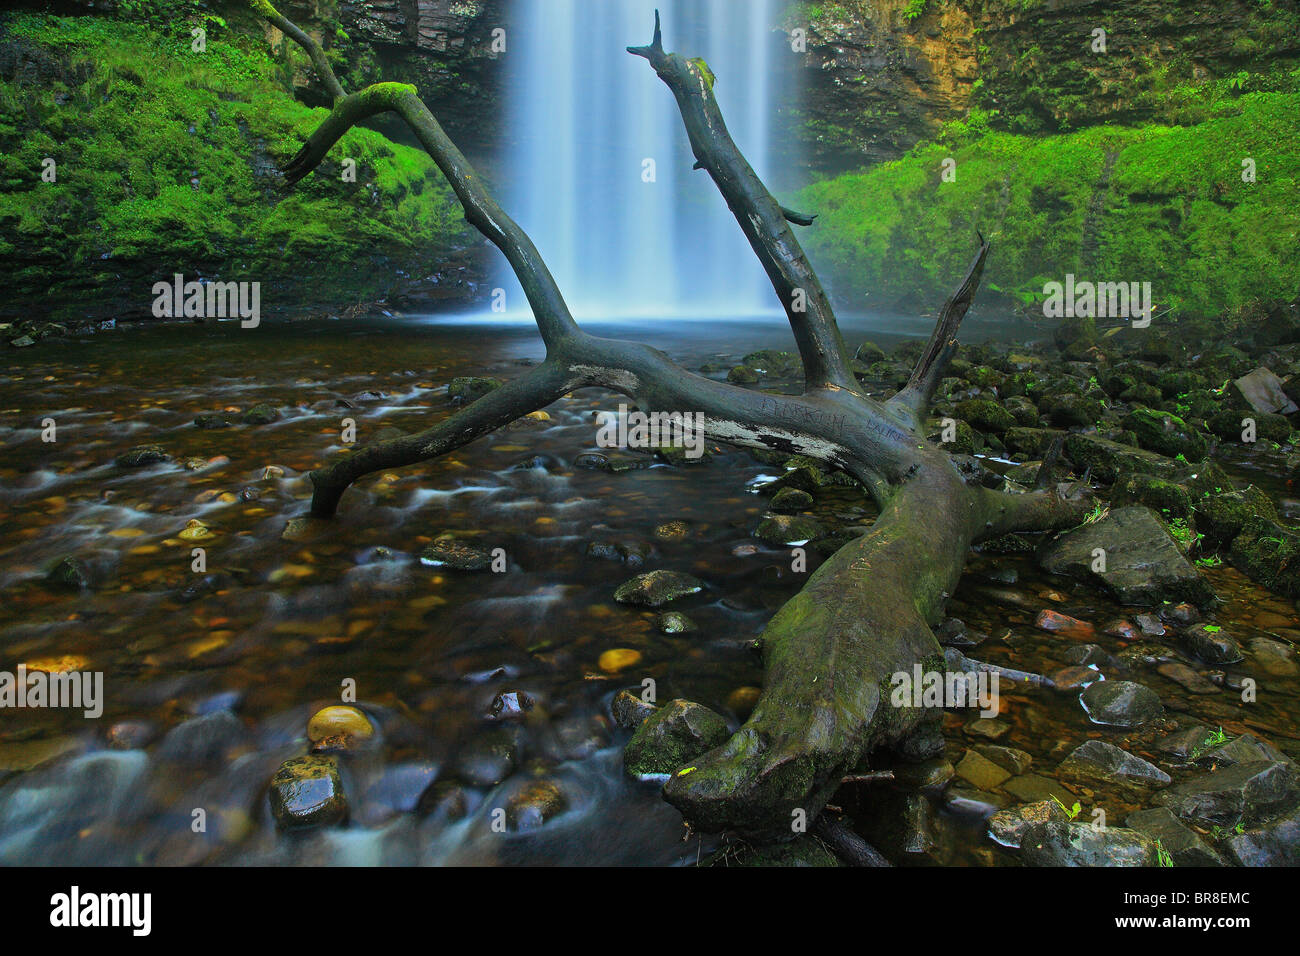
(249, 3, 1090, 839)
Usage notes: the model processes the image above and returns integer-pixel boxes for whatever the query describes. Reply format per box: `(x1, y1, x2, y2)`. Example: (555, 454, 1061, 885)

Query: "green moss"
(0, 11, 470, 320)
(798, 90, 1300, 318)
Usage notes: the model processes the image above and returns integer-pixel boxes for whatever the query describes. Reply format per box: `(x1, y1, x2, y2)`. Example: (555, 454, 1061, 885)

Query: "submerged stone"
(1057, 740, 1171, 787)
(1020, 821, 1159, 866)
(613, 569, 703, 607)
(268, 755, 347, 830)
(624, 699, 729, 776)
(1080, 680, 1164, 728)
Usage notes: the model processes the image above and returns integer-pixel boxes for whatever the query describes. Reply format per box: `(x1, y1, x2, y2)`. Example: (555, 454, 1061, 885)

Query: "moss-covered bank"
(796, 79, 1300, 318)
(0, 8, 475, 324)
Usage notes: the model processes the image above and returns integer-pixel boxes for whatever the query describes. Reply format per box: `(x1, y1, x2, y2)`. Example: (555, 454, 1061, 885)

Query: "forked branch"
(629, 11, 854, 392)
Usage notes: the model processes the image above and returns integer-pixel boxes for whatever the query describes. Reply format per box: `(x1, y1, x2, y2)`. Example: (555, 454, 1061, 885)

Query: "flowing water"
(0, 314, 1298, 865)
(501, 0, 788, 317)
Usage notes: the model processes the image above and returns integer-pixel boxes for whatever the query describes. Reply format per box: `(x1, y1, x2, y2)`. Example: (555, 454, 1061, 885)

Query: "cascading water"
(500, 0, 787, 319)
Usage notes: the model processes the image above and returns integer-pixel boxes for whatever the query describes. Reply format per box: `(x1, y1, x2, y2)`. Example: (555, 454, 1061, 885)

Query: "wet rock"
(1181, 623, 1244, 664)
(726, 365, 759, 384)
(725, 686, 761, 720)
(193, 413, 235, 429)
(936, 618, 987, 648)
(1194, 734, 1290, 769)
(988, 800, 1066, 849)
(742, 349, 801, 377)
(307, 705, 376, 751)
(241, 403, 279, 425)
(1063, 434, 1181, 482)
(623, 699, 729, 776)
(769, 486, 814, 513)
(1135, 613, 1167, 637)
(1194, 485, 1276, 551)
(1222, 801, 1300, 866)
(268, 755, 347, 830)
(1230, 515, 1300, 598)
(610, 689, 656, 730)
(115, 444, 169, 468)
(613, 570, 703, 607)
(504, 779, 569, 831)
(955, 398, 1015, 434)
(1038, 506, 1218, 608)
(1248, 638, 1299, 677)
(1157, 724, 1216, 760)
(1125, 807, 1224, 865)
(653, 520, 690, 541)
(451, 726, 520, 787)
(725, 836, 842, 867)
(1153, 760, 1298, 829)
(1161, 602, 1201, 626)
(1049, 665, 1101, 693)
(754, 513, 825, 546)
(854, 341, 886, 364)
(1064, 644, 1108, 666)
(1080, 680, 1164, 728)
(488, 691, 535, 721)
(1057, 740, 1171, 787)
(1156, 661, 1219, 695)
(1020, 821, 1158, 866)
(1121, 407, 1207, 461)
(447, 376, 502, 404)
(45, 555, 91, 590)
(105, 720, 158, 750)
(1111, 474, 1194, 522)
(965, 717, 1010, 741)
(1034, 609, 1094, 640)
(154, 710, 250, 767)
(893, 758, 954, 796)
(417, 779, 473, 823)
(976, 745, 1033, 776)
(656, 610, 697, 634)
(585, 538, 651, 568)
(1047, 392, 1103, 428)
(598, 648, 641, 673)
(420, 534, 494, 571)
(357, 762, 438, 826)
(955, 748, 1012, 790)
(1231, 366, 1298, 415)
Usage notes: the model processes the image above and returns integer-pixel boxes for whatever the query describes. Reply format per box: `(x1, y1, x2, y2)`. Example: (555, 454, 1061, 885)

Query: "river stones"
(611, 689, 657, 730)
(1080, 680, 1164, 727)
(45, 555, 91, 590)
(955, 748, 1012, 790)
(726, 365, 759, 384)
(1057, 740, 1171, 787)
(1248, 638, 1300, 677)
(1062, 434, 1181, 482)
(488, 691, 535, 721)
(769, 486, 814, 513)
(1180, 623, 1244, 664)
(242, 402, 279, 425)
(420, 533, 494, 571)
(1020, 821, 1159, 866)
(1039, 506, 1218, 608)
(451, 726, 520, 787)
(268, 755, 347, 830)
(624, 699, 729, 776)
(1221, 801, 1300, 866)
(754, 514, 824, 546)
(114, 444, 169, 468)
(613, 569, 702, 607)
(155, 710, 250, 767)
(656, 610, 697, 634)
(1121, 407, 1207, 460)
(1153, 760, 1298, 829)
(955, 398, 1015, 434)
(1124, 808, 1225, 866)
(307, 705, 375, 751)
(504, 779, 569, 831)
(988, 800, 1067, 849)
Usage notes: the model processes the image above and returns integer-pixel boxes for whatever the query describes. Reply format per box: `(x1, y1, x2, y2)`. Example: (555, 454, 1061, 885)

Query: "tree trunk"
(248, 2, 1091, 842)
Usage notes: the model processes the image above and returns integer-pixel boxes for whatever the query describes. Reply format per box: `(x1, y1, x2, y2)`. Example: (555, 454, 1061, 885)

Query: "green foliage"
(798, 90, 1300, 317)
(0, 11, 469, 318)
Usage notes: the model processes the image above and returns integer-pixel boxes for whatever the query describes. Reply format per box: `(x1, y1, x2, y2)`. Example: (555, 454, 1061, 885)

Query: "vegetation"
(797, 76, 1300, 318)
(0, 9, 470, 321)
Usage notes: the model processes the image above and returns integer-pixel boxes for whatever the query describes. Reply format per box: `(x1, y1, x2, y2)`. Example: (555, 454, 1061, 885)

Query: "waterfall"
(500, 0, 786, 319)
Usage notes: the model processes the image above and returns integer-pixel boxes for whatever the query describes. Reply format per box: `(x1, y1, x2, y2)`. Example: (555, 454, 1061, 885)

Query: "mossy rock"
(1120, 407, 1208, 460)
(447, 377, 503, 404)
(1229, 516, 1300, 598)
(1157, 369, 1208, 399)
(1194, 485, 1277, 551)
(1208, 409, 1292, 445)
(742, 350, 801, 377)
(955, 398, 1015, 434)
(1119, 382, 1163, 407)
(726, 365, 760, 384)
(1005, 427, 1065, 458)
(1003, 395, 1040, 427)
(420, 533, 494, 571)
(930, 418, 977, 455)
(624, 699, 730, 776)
(46, 555, 92, 590)
(1111, 474, 1193, 522)
(1054, 315, 1097, 351)
(1046, 392, 1103, 428)
(1063, 434, 1181, 482)
(854, 341, 886, 364)
(613, 570, 703, 607)
(755, 514, 825, 546)
(241, 403, 280, 425)
(115, 444, 169, 468)
(769, 486, 814, 512)
(964, 365, 1006, 389)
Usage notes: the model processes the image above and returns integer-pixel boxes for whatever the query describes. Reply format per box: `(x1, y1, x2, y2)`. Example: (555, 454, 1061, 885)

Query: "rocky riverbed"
(1, 309, 1298, 866)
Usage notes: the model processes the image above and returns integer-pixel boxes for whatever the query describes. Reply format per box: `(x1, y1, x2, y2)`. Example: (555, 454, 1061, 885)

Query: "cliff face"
(790, 0, 1300, 172)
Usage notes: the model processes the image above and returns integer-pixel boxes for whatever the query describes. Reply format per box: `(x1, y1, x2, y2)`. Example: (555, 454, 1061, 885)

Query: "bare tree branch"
(250, 0, 344, 102)
(629, 11, 854, 392)
(891, 236, 991, 421)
